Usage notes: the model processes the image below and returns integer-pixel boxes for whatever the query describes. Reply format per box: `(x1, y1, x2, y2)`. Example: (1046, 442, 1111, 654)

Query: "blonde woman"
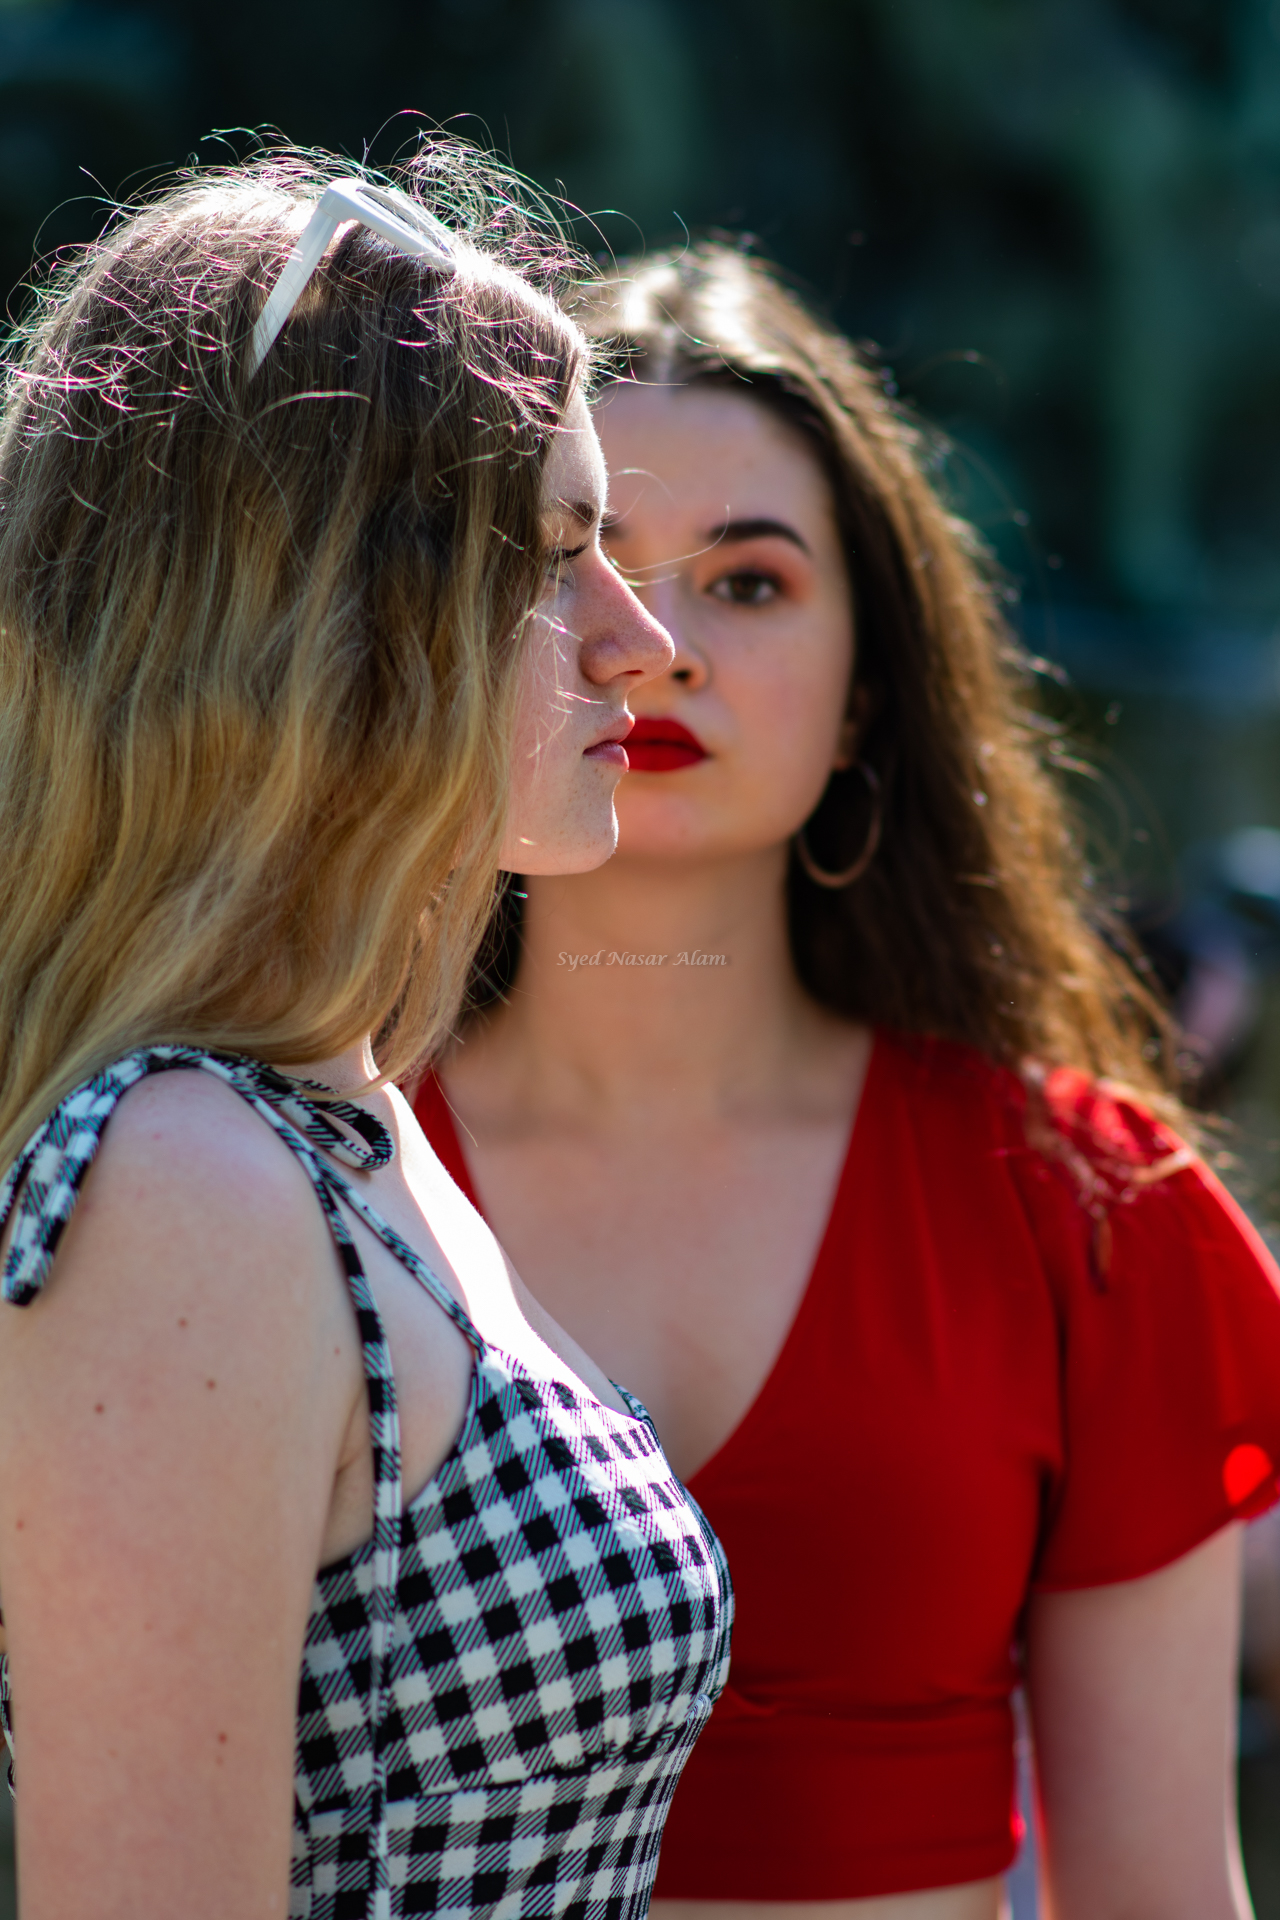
(0, 156, 732, 1920)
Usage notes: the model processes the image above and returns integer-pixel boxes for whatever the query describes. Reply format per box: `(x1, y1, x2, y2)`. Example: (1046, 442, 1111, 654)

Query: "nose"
(635, 574, 710, 692)
(579, 555, 675, 691)
(663, 625, 710, 692)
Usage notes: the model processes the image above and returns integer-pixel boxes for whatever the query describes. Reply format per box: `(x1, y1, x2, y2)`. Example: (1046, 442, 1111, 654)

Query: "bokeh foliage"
(6, 0, 1280, 623)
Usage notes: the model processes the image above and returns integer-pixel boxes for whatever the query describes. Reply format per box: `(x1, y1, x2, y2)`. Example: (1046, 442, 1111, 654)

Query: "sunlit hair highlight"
(0, 142, 588, 1167)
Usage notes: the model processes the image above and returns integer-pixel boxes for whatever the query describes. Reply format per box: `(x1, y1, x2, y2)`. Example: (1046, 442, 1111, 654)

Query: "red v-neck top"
(415, 1030, 1280, 1899)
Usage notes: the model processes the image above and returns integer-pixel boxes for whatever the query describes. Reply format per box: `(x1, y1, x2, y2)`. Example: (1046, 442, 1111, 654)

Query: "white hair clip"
(248, 176, 456, 377)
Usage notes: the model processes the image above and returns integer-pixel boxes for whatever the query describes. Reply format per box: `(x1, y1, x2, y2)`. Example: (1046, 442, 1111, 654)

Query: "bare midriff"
(649, 1883, 1006, 1920)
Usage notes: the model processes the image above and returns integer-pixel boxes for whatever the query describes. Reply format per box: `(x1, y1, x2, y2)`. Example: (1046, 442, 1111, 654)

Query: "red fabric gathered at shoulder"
(1039, 1066, 1181, 1167)
(997, 1059, 1280, 1586)
(1029, 1066, 1196, 1236)
(887, 1034, 1280, 1573)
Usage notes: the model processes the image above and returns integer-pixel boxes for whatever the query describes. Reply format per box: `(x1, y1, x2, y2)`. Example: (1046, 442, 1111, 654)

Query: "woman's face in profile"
(500, 388, 672, 875)
(594, 381, 857, 867)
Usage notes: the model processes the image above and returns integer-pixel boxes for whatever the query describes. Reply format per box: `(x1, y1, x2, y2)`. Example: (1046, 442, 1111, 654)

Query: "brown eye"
(710, 570, 779, 606)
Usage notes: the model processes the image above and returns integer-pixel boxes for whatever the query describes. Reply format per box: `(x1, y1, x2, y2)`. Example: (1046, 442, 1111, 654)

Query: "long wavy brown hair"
(546, 242, 1175, 1109)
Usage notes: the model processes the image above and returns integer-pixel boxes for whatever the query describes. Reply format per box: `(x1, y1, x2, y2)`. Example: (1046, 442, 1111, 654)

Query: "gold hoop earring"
(795, 764, 883, 889)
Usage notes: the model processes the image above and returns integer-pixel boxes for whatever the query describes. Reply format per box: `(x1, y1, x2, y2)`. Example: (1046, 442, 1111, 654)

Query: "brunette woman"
(415, 243, 1280, 1920)
(0, 158, 733, 1920)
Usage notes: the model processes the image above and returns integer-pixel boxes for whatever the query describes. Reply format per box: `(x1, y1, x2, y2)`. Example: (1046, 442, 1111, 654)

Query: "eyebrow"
(553, 498, 600, 531)
(704, 516, 811, 555)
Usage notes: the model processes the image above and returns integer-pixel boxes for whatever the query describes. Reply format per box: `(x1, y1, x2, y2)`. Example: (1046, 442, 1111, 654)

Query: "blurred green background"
(2, 0, 1280, 1911)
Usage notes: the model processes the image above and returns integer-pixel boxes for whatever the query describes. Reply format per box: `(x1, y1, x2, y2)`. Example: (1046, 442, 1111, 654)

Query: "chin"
(558, 838, 620, 876)
(512, 808, 620, 876)
(615, 789, 715, 838)
(610, 806, 720, 862)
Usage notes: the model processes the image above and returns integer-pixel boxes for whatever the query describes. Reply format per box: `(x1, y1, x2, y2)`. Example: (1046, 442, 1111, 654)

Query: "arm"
(0, 1074, 361, 1920)
(1242, 1505, 1280, 1718)
(1026, 1524, 1253, 1920)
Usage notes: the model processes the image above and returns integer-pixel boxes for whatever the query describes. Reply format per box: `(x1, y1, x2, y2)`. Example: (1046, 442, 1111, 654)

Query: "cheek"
(509, 617, 570, 761)
(504, 636, 560, 832)
(729, 631, 853, 818)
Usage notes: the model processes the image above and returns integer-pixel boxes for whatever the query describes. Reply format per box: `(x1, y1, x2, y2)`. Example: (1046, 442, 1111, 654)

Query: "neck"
(468, 848, 837, 1122)
(280, 1036, 380, 1101)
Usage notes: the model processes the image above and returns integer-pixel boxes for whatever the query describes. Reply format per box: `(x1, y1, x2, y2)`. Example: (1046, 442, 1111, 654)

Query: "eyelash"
(547, 539, 591, 578)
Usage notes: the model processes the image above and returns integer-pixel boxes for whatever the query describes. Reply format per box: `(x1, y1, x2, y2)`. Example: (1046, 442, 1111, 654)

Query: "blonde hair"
(0, 144, 588, 1166)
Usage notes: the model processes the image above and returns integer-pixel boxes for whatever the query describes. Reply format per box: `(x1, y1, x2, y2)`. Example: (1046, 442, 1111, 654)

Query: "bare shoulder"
(0, 1065, 348, 1392)
(83, 1065, 323, 1218)
(53, 1067, 332, 1276)
(0, 1065, 359, 1618)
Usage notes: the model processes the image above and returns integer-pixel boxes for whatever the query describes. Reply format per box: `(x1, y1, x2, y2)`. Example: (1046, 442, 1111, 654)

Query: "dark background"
(2, 0, 1280, 1910)
(10, 0, 1280, 625)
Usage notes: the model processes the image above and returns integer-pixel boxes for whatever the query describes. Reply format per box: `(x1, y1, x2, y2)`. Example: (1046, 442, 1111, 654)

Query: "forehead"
(542, 386, 605, 515)
(594, 381, 832, 528)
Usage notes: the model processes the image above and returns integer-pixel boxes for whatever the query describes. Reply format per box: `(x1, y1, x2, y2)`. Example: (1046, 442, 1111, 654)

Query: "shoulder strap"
(0, 1045, 483, 1346)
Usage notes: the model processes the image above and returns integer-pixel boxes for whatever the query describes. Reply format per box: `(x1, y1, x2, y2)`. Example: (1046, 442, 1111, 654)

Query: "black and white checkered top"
(0, 1047, 733, 1920)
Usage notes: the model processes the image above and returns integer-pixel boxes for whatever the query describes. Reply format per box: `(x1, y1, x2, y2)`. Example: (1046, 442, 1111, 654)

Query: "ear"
(832, 683, 874, 772)
(831, 718, 858, 772)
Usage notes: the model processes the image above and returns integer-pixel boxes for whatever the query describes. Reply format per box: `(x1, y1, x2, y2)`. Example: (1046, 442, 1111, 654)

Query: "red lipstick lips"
(626, 717, 707, 773)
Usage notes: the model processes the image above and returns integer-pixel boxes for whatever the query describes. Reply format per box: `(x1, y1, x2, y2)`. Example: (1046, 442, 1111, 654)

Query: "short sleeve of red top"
(414, 1032, 1280, 1900)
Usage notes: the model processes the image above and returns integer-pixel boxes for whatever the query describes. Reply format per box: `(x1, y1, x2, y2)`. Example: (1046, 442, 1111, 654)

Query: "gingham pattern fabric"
(0, 1048, 733, 1920)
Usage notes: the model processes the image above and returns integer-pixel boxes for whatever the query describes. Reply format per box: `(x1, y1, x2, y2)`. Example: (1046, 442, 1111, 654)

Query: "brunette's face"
(593, 381, 856, 864)
(500, 388, 673, 873)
